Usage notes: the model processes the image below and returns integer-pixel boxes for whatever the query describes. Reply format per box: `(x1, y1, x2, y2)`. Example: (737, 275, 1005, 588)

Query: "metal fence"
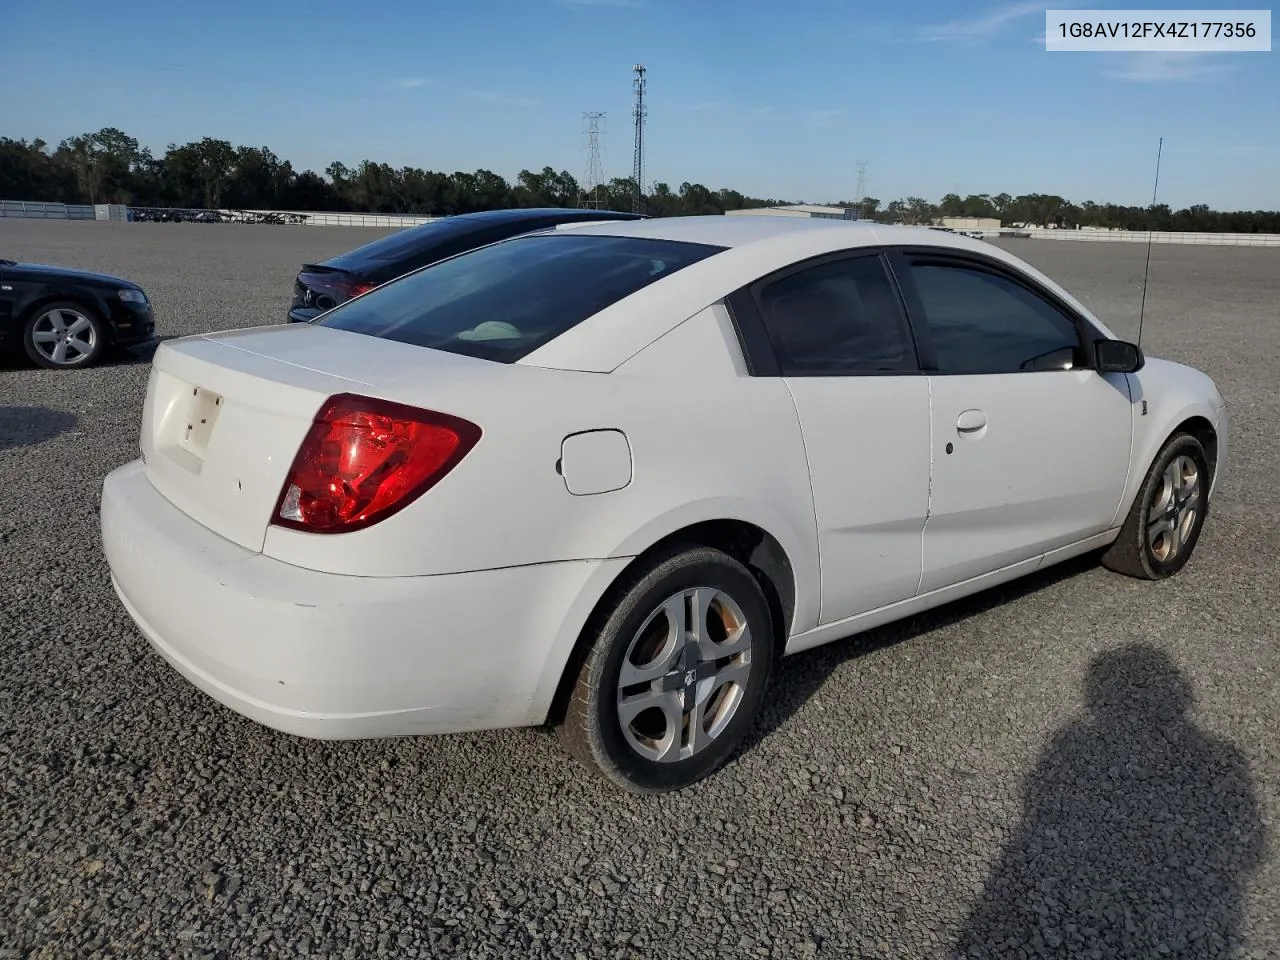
(1012, 227, 1280, 247)
(1, 200, 95, 220)
(130, 207, 443, 226)
(0, 201, 440, 228)
(249, 210, 442, 227)
(3, 198, 1280, 246)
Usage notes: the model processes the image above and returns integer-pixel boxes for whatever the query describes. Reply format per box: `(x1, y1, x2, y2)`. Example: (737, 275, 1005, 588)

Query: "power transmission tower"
(854, 160, 868, 219)
(631, 64, 647, 215)
(580, 112, 606, 209)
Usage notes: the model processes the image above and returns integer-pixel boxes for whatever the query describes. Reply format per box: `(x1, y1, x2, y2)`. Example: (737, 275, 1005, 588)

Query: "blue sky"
(3, 0, 1277, 209)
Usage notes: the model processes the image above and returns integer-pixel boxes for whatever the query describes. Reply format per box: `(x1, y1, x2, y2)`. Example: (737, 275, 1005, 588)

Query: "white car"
(101, 216, 1228, 793)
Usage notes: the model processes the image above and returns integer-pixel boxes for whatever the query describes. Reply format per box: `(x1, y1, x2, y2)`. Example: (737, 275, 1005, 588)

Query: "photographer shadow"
(0, 405, 78, 451)
(952, 645, 1266, 958)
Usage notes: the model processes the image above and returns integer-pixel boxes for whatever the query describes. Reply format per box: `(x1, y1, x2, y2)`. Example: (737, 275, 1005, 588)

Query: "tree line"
(3, 127, 1278, 233)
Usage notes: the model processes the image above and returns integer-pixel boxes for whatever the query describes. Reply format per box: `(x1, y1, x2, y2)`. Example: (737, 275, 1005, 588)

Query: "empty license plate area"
(180, 385, 223, 460)
(149, 370, 224, 473)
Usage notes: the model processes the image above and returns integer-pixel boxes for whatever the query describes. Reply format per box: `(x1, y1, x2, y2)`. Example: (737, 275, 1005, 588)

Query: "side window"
(754, 255, 916, 375)
(908, 262, 1084, 374)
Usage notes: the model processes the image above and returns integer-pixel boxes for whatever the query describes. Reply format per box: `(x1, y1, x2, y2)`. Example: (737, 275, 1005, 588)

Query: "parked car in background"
(102, 216, 1227, 793)
(287, 207, 645, 323)
(0, 258, 155, 369)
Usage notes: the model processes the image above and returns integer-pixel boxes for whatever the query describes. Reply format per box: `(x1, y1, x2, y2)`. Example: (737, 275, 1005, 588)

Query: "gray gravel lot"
(2, 220, 1279, 959)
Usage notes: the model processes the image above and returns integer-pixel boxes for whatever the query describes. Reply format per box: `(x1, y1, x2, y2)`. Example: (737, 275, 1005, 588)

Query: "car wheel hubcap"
(616, 587, 753, 763)
(1148, 454, 1200, 563)
(32, 308, 96, 365)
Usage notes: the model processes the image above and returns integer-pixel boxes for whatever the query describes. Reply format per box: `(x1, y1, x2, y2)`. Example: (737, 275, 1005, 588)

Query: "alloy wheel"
(31, 307, 98, 366)
(615, 586, 753, 763)
(1148, 454, 1200, 563)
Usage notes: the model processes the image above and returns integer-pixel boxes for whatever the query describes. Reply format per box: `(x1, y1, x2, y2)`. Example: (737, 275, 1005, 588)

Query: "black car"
(0, 259, 155, 369)
(287, 207, 644, 323)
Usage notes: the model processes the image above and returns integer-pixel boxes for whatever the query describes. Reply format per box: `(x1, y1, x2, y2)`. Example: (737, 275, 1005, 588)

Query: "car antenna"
(1137, 136, 1164, 349)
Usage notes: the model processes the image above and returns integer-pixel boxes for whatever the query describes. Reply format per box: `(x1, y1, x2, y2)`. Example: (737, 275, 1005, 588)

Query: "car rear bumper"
(101, 459, 623, 739)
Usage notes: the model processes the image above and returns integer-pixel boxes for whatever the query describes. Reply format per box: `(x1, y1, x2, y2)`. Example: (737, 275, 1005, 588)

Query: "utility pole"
(580, 112, 606, 209)
(854, 160, 868, 220)
(631, 64, 647, 215)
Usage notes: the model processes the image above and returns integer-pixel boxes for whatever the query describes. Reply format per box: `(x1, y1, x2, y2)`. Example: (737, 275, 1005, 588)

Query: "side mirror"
(1094, 338, 1144, 374)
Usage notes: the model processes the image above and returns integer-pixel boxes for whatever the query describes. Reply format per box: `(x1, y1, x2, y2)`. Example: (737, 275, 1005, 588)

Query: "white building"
(937, 216, 1002, 231)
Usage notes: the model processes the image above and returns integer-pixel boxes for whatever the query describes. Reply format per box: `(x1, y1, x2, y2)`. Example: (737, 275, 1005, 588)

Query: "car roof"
(452, 207, 643, 224)
(536, 213, 985, 251)
(520, 215, 1118, 372)
(315, 207, 647, 274)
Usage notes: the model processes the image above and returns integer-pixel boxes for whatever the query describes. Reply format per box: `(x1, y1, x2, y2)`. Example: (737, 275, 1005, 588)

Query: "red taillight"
(272, 394, 481, 534)
(347, 281, 376, 297)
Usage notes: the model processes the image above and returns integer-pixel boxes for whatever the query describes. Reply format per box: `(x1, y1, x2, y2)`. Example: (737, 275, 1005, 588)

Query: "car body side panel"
(609, 302, 750, 378)
(6, 277, 114, 330)
(785, 527, 1119, 657)
(243, 320, 821, 638)
(1, 265, 155, 348)
(783, 375, 932, 624)
(0, 266, 13, 351)
(920, 369, 1133, 593)
(1117, 358, 1229, 516)
(605, 303, 819, 633)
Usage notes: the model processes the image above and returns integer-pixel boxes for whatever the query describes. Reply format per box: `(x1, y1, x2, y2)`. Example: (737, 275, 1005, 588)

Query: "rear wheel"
(23, 302, 107, 370)
(558, 545, 776, 793)
(1102, 432, 1210, 579)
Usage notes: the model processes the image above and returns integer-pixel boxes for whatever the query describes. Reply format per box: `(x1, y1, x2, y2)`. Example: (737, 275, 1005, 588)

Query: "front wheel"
(1102, 432, 1210, 580)
(23, 302, 107, 369)
(557, 546, 777, 793)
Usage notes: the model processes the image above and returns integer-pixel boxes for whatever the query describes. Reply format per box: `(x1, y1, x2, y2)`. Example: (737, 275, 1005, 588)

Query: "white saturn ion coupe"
(101, 215, 1228, 793)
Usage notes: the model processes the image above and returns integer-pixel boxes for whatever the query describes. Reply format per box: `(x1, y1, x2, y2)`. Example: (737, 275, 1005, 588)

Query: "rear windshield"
(316, 233, 724, 362)
(326, 218, 478, 267)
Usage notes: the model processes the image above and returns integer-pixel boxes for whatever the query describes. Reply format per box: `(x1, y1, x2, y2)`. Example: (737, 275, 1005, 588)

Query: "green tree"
(903, 197, 934, 224)
(646, 181, 680, 217)
(164, 138, 236, 207)
(4, 124, 1280, 232)
(226, 146, 294, 209)
(0, 138, 76, 202)
(937, 193, 964, 217)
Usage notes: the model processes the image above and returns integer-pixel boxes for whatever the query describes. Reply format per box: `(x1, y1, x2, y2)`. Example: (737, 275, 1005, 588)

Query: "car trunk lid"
(139, 324, 495, 552)
(293, 264, 372, 313)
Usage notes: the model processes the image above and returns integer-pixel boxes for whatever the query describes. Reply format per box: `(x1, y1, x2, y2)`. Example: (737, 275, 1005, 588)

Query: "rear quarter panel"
(259, 306, 822, 632)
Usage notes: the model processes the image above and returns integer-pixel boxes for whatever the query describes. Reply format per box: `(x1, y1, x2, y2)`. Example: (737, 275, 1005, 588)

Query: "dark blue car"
(288, 207, 644, 323)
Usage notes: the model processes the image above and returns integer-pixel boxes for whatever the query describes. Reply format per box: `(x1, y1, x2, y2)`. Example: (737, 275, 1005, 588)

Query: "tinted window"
(318, 234, 723, 362)
(326, 218, 480, 268)
(909, 263, 1084, 374)
(386, 224, 516, 276)
(755, 255, 916, 374)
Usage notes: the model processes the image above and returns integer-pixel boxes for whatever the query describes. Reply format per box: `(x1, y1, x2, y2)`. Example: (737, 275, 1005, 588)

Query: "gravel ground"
(2, 220, 1279, 959)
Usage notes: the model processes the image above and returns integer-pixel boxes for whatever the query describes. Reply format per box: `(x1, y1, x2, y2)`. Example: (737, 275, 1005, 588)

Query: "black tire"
(1101, 432, 1210, 580)
(557, 545, 777, 793)
(22, 301, 108, 370)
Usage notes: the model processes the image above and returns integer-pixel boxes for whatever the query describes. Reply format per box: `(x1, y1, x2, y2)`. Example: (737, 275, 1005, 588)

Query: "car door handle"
(956, 409, 987, 433)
